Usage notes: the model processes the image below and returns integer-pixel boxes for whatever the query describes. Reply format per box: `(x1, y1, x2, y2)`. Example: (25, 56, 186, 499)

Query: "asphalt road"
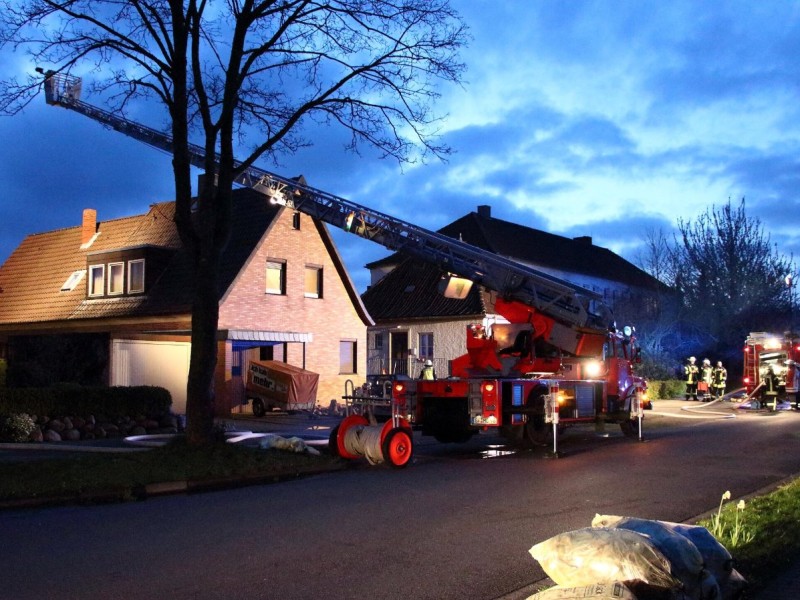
(2, 401, 799, 600)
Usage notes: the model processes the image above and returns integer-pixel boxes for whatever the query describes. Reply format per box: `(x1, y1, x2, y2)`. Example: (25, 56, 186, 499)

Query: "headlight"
(585, 360, 602, 377)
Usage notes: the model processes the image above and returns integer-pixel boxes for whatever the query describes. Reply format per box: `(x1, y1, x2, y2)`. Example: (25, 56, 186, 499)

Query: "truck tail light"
(394, 382, 406, 394)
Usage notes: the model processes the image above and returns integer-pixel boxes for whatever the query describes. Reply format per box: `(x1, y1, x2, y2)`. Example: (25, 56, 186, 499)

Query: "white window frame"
(128, 259, 145, 294)
(108, 262, 125, 296)
(88, 264, 105, 297)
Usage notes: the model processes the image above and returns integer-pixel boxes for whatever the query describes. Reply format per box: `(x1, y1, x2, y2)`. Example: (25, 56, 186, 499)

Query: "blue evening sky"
(1, 1, 799, 293)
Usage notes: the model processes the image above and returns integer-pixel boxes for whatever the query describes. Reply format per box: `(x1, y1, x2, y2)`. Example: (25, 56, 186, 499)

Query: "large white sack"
(527, 581, 637, 600)
(592, 514, 718, 600)
(529, 527, 681, 590)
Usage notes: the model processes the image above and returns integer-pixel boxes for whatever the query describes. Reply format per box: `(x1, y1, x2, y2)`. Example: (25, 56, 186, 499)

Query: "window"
(108, 262, 124, 295)
(88, 265, 104, 297)
(339, 340, 357, 374)
(128, 259, 145, 294)
(292, 211, 301, 230)
(373, 332, 384, 351)
(419, 333, 434, 360)
(266, 260, 286, 295)
(305, 265, 323, 298)
(61, 270, 86, 292)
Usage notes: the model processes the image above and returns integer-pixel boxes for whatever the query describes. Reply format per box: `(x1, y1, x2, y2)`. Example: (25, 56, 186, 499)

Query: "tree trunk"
(185, 245, 222, 445)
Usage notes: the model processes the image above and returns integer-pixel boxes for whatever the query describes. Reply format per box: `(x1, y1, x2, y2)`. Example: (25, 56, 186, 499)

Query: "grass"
(698, 480, 800, 594)
(0, 438, 344, 503)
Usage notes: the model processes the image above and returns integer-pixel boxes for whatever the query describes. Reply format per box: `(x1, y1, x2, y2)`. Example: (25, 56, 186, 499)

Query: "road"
(2, 402, 800, 600)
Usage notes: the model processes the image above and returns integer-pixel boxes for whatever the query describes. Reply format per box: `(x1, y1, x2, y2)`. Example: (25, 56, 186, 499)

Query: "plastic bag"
(527, 581, 637, 600)
(529, 527, 680, 590)
(592, 514, 717, 600)
(257, 433, 321, 455)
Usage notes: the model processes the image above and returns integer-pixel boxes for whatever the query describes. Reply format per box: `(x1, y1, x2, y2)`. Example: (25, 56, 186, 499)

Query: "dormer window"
(108, 262, 124, 295)
(88, 264, 105, 297)
(129, 259, 145, 294)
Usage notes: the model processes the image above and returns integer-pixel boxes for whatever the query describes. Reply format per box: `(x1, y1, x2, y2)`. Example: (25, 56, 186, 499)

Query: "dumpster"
(246, 360, 319, 415)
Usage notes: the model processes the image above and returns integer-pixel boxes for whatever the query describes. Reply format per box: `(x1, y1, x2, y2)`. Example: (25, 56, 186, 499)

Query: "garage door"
(111, 340, 190, 414)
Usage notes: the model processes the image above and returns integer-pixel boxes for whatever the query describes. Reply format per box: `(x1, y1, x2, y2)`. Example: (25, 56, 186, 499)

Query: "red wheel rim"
(386, 430, 412, 467)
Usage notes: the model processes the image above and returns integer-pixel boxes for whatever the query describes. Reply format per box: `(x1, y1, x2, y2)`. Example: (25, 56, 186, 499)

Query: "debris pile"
(527, 515, 747, 600)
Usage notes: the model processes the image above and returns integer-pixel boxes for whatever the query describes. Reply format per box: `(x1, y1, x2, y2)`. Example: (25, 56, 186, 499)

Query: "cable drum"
(329, 414, 413, 468)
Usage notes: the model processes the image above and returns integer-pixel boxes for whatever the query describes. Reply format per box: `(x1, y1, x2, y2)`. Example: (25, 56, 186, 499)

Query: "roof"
(366, 208, 665, 291)
(361, 258, 486, 321)
(0, 188, 370, 328)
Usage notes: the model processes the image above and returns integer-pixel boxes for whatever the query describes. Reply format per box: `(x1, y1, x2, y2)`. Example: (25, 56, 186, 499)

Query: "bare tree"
(0, 0, 467, 444)
(670, 199, 793, 364)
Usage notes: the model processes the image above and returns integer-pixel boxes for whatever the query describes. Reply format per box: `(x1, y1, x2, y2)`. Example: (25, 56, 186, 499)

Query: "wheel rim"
(385, 430, 412, 467)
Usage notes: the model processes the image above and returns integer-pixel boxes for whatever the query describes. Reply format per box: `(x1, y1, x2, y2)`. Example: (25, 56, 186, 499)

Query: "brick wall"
(219, 208, 368, 407)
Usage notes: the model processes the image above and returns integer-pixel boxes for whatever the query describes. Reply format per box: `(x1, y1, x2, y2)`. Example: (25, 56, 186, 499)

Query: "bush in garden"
(0, 413, 37, 442)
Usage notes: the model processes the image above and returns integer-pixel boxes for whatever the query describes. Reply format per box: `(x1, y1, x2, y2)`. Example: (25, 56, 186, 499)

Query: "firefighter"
(419, 359, 437, 380)
(712, 361, 727, 399)
(763, 365, 780, 410)
(684, 356, 699, 401)
(700, 358, 713, 401)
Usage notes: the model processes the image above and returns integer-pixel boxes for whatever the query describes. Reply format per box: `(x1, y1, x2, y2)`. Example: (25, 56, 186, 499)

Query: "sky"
(1, 1, 799, 295)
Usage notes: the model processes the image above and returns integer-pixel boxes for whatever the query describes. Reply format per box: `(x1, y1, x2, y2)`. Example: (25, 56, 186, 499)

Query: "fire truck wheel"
(619, 420, 637, 437)
(524, 388, 550, 446)
(382, 428, 413, 468)
(328, 425, 341, 457)
(252, 398, 266, 417)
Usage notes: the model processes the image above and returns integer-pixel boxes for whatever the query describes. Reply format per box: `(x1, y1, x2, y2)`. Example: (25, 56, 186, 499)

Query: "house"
(361, 205, 666, 378)
(0, 187, 372, 415)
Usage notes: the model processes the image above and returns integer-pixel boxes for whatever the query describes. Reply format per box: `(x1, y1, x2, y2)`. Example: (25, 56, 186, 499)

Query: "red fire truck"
(42, 72, 647, 457)
(743, 332, 800, 407)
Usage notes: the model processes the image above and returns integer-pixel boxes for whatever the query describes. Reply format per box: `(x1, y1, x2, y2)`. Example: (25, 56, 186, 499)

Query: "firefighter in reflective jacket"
(763, 366, 781, 410)
(712, 361, 727, 399)
(684, 356, 699, 401)
(420, 359, 437, 380)
(699, 358, 713, 401)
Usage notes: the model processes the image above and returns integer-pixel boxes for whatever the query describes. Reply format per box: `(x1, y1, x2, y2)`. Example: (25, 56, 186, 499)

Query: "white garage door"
(111, 340, 190, 414)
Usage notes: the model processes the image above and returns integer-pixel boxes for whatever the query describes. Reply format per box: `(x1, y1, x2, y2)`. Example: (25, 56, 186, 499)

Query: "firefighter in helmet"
(700, 358, 713, 401)
(712, 361, 727, 399)
(420, 359, 437, 380)
(763, 365, 781, 411)
(684, 356, 699, 401)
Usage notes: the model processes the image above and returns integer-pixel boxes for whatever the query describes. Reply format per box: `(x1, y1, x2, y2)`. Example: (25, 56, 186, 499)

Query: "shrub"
(0, 413, 36, 442)
(0, 385, 171, 419)
(648, 379, 685, 400)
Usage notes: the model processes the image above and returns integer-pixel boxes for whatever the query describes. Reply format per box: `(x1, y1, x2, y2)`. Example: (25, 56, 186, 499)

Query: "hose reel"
(329, 415, 414, 468)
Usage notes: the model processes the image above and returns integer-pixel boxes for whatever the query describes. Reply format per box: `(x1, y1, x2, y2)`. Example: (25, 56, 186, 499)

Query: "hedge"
(647, 379, 686, 400)
(0, 385, 172, 420)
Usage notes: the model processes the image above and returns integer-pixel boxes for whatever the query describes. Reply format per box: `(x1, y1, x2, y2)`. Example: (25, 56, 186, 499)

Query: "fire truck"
(40, 72, 647, 453)
(743, 332, 800, 407)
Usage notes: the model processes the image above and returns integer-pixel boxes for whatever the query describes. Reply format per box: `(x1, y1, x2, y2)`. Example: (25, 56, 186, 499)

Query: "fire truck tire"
(619, 420, 638, 437)
(328, 425, 341, 457)
(252, 398, 266, 417)
(524, 387, 551, 446)
(382, 428, 413, 468)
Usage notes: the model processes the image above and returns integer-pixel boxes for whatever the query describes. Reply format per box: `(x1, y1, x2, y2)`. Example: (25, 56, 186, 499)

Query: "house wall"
(219, 208, 367, 407)
(368, 318, 475, 378)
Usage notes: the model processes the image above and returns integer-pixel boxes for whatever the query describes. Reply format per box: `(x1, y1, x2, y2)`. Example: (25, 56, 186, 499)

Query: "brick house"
(0, 187, 372, 415)
(362, 205, 666, 378)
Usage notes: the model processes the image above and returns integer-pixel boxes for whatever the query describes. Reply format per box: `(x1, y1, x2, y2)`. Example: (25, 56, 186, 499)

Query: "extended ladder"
(42, 72, 610, 331)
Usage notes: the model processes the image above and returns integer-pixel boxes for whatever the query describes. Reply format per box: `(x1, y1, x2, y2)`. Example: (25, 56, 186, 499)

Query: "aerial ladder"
(40, 72, 610, 342)
(41, 71, 644, 454)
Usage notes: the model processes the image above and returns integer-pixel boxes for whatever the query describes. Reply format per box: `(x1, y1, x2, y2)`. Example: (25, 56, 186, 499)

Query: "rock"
(48, 419, 66, 433)
(72, 417, 86, 429)
(62, 428, 81, 441)
(143, 419, 160, 430)
(43, 430, 62, 442)
(94, 426, 107, 439)
(62, 417, 73, 430)
(29, 428, 44, 442)
(160, 415, 178, 429)
(130, 426, 147, 436)
(86, 415, 96, 425)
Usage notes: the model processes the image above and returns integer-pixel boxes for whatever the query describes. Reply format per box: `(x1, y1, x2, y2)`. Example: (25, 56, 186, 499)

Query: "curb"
(0, 463, 349, 511)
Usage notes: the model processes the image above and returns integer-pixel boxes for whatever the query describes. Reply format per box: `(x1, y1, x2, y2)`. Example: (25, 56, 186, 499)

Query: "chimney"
(81, 208, 97, 246)
(477, 205, 491, 219)
(573, 235, 592, 245)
